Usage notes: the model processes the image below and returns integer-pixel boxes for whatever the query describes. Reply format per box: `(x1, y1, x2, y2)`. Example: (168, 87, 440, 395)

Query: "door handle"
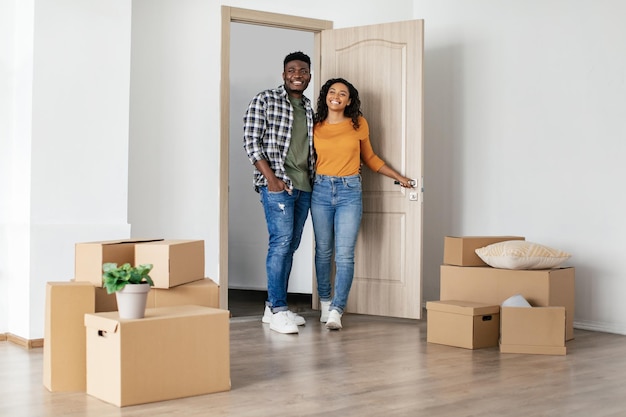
(394, 179, 417, 187)
(394, 179, 420, 201)
(409, 179, 419, 201)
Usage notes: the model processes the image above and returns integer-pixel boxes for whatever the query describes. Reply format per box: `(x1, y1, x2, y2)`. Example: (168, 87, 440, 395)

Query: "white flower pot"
(115, 283, 151, 319)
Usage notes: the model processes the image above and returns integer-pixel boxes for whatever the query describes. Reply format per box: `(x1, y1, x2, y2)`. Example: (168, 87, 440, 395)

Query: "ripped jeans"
(259, 186, 311, 312)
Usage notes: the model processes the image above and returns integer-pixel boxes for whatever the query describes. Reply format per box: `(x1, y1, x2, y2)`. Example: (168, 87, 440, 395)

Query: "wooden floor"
(3, 301, 626, 416)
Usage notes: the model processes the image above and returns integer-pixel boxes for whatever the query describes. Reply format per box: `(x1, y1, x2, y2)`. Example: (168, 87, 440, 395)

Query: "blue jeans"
(311, 174, 363, 314)
(259, 187, 311, 313)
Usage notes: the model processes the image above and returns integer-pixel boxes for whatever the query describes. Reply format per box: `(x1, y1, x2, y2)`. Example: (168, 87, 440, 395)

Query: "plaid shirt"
(243, 85, 315, 191)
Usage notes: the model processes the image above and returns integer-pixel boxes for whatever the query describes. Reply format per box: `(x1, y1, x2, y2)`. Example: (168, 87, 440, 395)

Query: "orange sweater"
(314, 116, 385, 176)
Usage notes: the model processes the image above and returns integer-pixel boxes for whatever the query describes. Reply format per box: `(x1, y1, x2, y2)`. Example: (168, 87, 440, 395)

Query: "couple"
(243, 51, 413, 334)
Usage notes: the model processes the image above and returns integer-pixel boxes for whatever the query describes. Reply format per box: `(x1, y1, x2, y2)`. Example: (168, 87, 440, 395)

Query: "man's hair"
(284, 51, 311, 68)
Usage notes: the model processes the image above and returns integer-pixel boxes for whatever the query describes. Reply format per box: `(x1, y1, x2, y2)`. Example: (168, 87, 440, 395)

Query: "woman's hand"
(377, 164, 415, 188)
(394, 177, 415, 188)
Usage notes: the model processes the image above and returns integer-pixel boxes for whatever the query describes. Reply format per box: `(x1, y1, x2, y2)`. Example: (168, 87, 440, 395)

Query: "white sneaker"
(320, 301, 331, 323)
(326, 310, 343, 330)
(270, 311, 299, 334)
(262, 305, 306, 326)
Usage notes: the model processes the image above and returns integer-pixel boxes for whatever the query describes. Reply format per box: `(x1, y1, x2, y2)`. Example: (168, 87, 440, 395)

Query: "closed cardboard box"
(84, 305, 230, 407)
(75, 238, 162, 286)
(95, 287, 118, 312)
(97, 278, 219, 312)
(134, 240, 205, 288)
(147, 278, 219, 308)
(427, 300, 500, 349)
(500, 306, 566, 355)
(440, 265, 575, 340)
(443, 236, 525, 267)
(43, 281, 95, 392)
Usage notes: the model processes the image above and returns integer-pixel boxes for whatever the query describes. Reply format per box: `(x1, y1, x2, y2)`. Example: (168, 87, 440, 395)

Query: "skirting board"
(4, 333, 44, 349)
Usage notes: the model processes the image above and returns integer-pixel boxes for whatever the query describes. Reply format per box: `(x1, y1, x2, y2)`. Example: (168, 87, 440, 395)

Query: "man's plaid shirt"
(243, 85, 316, 192)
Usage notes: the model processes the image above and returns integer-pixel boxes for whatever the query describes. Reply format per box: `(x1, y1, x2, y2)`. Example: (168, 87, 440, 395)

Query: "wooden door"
(318, 20, 424, 319)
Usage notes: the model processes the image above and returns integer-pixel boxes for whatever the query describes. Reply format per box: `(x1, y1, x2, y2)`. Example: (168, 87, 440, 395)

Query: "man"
(243, 51, 315, 334)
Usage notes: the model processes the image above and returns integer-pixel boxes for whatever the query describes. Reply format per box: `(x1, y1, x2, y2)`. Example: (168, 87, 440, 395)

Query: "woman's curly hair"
(314, 78, 362, 130)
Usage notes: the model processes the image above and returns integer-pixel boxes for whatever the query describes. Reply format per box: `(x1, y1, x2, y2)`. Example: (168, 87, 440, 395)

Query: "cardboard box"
(96, 278, 219, 312)
(95, 287, 118, 312)
(500, 306, 566, 355)
(84, 305, 230, 407)
(440, 265, 575, 340)
(75, 238, 162, 286)
(43, 282, 95, 392)
(147, 278, 219, 308)
(134, 239, 205, 289)
(426, 300, 500, 349)
(443, 236, 525, 267)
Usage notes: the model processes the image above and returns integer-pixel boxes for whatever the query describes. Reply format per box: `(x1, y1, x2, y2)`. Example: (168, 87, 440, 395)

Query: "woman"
(312, 78, 413, 330)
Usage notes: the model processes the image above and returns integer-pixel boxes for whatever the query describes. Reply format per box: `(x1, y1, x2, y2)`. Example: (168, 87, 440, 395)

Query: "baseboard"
(574, 320, 626, 336)
(5, 333, 44, 349)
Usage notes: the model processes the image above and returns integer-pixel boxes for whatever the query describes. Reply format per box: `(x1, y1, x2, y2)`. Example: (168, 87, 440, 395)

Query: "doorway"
(219, 7, 333, 312)
(228, 23, 315, 315)
(220, 8, 424, 320)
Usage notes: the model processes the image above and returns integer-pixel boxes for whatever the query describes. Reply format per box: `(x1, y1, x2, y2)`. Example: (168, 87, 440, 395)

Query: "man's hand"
(254, 160, 290, 193)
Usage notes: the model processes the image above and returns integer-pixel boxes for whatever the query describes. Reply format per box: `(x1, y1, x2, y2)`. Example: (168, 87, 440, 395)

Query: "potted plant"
(102, 262, 154, 319)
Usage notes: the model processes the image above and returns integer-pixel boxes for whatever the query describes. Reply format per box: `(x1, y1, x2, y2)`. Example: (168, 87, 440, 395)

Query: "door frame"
(219, 6, 333, 309)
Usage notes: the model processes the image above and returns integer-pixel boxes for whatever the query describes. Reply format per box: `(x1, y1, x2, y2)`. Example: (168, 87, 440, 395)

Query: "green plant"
(102, 262, 154, 294)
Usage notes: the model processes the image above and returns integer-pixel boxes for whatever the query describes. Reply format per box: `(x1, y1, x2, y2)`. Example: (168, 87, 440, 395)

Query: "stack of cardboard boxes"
(427, 236, 574, 356)
(43, 238, 230, 407)
(74, 238, 219, 312)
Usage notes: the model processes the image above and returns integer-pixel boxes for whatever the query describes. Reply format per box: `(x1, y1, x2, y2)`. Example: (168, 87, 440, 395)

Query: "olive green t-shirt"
(285, 96, 312, 192)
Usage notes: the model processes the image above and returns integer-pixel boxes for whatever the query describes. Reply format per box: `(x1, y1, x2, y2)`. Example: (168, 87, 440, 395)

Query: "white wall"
(415, 0, 626, 334)
(128, 0, 216, 252)
(0, 0, 22, 336)
(1, 0, 132, 339)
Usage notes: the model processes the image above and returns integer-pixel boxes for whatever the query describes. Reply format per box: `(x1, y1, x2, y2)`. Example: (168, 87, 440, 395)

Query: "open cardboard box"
(500, 306, 566, 355)
(440, 265, 575, 340)
(75, 238, 163, 287)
